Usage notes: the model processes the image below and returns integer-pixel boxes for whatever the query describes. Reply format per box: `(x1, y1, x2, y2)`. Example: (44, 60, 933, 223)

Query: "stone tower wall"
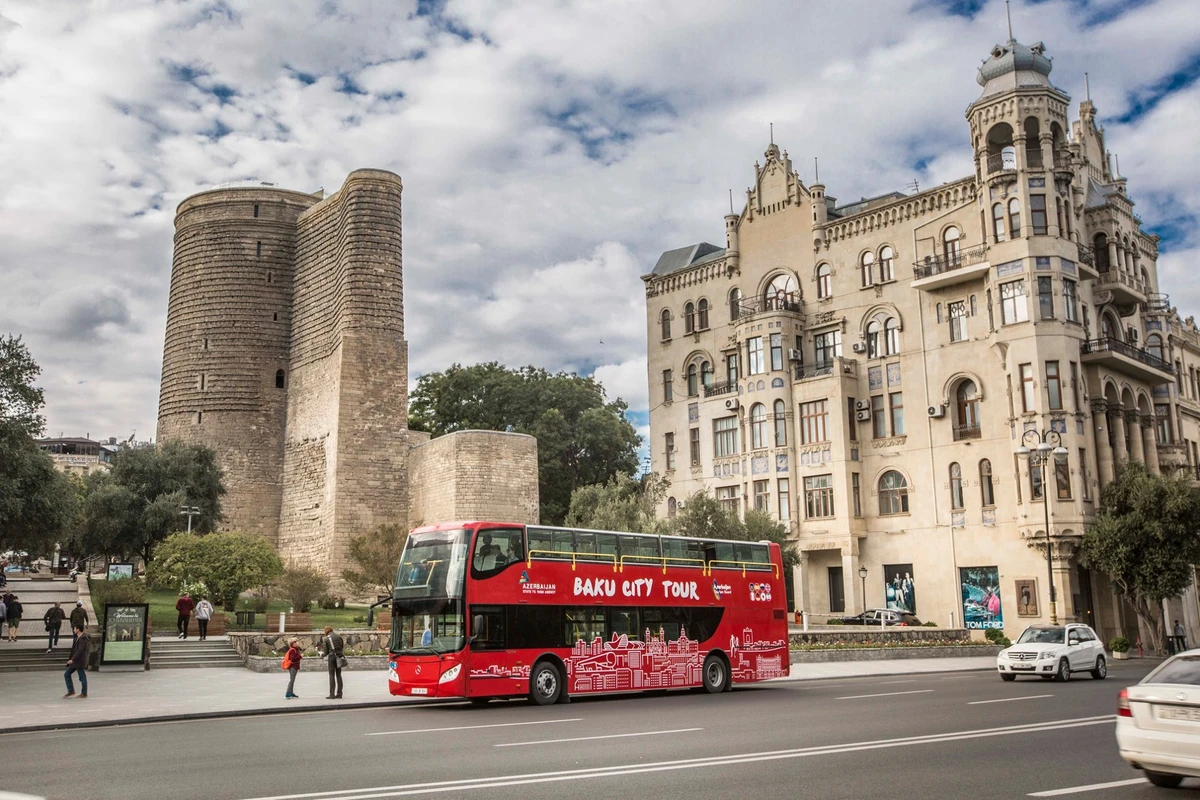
(157, 187, 320, 541)
(408, 430, 540, 528)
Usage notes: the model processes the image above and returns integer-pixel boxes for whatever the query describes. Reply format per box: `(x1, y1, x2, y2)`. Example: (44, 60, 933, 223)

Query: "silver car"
(1117, 649, 1200, 788)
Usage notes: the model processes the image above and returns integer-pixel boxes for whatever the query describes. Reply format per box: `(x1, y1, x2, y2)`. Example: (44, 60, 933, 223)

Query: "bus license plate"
(410, 687, 428, 695)
(1156, 706, 1200, 722)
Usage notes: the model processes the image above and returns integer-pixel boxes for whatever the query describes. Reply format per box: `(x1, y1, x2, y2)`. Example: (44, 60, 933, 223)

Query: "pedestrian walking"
(6, 595, 22, 641)
(44, 601, 65, 653)
(63, 623, 89, 698)
(320, 626, 345, 699)
(1174, 619, 1188, 650)
(0, 595, 7, 640)
(175, 592, 194, 639)
(69, 601, 88, 643)
(194, 595, 214, 641)
(283, 638, 303, 698)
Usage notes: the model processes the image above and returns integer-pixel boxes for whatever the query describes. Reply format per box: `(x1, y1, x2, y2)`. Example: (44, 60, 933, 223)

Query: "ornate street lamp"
(858, 564, 869, 614)
(1016, 429, 1069, 624)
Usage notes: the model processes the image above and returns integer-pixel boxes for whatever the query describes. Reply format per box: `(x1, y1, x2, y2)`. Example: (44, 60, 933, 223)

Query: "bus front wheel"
(530, 661, 562, 706)
(702, 654, 729, 694)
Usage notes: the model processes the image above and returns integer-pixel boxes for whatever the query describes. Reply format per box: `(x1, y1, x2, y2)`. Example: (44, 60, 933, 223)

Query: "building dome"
(976, 39, 1055, 99)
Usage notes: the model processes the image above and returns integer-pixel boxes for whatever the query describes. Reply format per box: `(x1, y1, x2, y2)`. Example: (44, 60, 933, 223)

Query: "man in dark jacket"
(320, 626, 345, 699)
(6, 595, 21, 642)
(69, 601, 88, 639)
(64, 624, 89, 698)
(175, 592, 194, 639)
(44, 601, 66, 653)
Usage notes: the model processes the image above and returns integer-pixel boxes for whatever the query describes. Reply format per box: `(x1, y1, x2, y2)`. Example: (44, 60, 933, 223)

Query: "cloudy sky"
(2, 0, 1199, 457)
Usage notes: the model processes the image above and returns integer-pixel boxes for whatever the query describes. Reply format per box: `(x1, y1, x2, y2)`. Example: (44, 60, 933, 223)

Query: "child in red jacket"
(283, 639, 302, 698)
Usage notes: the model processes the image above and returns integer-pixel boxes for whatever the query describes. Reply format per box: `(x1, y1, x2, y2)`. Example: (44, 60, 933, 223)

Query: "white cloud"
(1, 0, 1198, 442)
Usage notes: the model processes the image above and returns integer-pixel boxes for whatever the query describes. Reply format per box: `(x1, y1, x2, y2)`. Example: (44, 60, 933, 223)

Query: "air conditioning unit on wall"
(852, 342, 866, 354)
(787, 348, 803, 361)
(855, 399, 871, 412)
(855, 409, 872, 422)
(724, 398, 740, 411)
(927, 404, 946, 418)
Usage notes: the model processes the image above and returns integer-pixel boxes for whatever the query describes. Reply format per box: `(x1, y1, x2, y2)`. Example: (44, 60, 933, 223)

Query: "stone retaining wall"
(789, 645, 1002, 662)
(228, 630, 388, 659)
(789, 627, 971, 647)
(245, 655, 389, 673)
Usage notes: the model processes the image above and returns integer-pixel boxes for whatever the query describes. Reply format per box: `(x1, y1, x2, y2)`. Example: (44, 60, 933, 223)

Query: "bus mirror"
(472, 614, 484, 641)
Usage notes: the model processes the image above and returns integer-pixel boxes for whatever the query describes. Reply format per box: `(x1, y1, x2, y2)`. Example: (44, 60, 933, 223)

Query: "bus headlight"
(438, 664, 462, 684)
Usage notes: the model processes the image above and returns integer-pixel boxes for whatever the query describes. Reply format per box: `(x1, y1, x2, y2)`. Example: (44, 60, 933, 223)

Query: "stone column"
(1127, 410, 1145, 464)
(842, 549, 862, 615)
(1108, 240, 1120, 275)
(1141, 414, 1161, 475)
(1111, 406, 1129, 465)
(793, 553, 810, 615)
(1092, 400, 1116, 489)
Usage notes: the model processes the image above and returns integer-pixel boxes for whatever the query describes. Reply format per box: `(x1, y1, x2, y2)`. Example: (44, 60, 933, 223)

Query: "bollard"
(803, 611, 809, 632)
(279, 612, 286, 634)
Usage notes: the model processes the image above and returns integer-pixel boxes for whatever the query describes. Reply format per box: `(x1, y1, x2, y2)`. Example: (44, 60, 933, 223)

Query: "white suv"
(995, 624, 1107, 682)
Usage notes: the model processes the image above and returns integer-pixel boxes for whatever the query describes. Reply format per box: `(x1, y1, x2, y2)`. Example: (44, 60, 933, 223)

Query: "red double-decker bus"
(385, 520, 790, 705)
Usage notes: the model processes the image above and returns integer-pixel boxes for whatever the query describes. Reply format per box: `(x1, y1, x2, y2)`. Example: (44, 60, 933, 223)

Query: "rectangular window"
(665, 433, 676, 471)
(662, 369, 673, 403)
(851, 473, 862, 517)
(1070, 361, 1080, 411)
(1063, 279, 1079, 322)
(717, 486, 739, 517)
(889, 392, 905, 436)
(748, 337, 765, 375)
(770, 333, 783, 371)
(778, 478, 791, 520)
(713, 416, 739, 457)
(1000, 280, 1029, 324)
(871, 395, 886, 439)
(1045, 361, 1063, 410)
(754, 480, 770, 513)
(1156, 404, 1172, 445)
(1030, 461, 1044, 501)
(1038, 276, 1054, 319)
(848, 397, 858, 441)
(1055, 458, 1072, 500)
(814, 331, 842, 365)
(256, 241, 262, 257)
(1020, 363, 1035, 412)
(689, 428, 701, 466)
(1079, 448, 1091, 500)
(725, 352, 739, 383)
(1030, 194, 1048, 235)
(804, 475, 835, 519)
(800, 400, 829, 444)
(949, 300, 968, 342)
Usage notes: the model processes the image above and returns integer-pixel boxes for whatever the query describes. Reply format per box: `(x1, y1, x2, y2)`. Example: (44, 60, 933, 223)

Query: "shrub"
(1110, 636, 1130, 653)
(248, 584, 272, 613)
(277, 566, 330, 613)
(89, 576, 147, 619)
(923, 621, 938, 627)
(318, 594, 345, 610)
(984, 628, 1012, 647)
(148, 531, 283, 610)
(825, 617, 844, 625)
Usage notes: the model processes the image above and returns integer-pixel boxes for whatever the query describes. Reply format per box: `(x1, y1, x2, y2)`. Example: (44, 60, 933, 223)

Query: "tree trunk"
(1133, 596, 1165, 655)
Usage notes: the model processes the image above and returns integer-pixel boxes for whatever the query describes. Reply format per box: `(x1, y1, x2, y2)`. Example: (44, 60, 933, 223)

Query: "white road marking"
(1028, 777, 1148, 796)
(877, 680, 918, 685)
(366, 718, 582, 736)
(495, 728, 703, 748)
(237, 715, 1116, 800)
(968, 694, 1054, 706)
(836, 689, 934, 700)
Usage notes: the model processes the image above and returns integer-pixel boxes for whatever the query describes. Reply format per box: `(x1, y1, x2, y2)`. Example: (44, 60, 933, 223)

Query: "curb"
(771, 665, 995, 684)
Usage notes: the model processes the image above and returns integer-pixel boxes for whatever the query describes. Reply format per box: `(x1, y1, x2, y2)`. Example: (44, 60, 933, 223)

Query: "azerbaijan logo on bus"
(519, 570, 530, 584)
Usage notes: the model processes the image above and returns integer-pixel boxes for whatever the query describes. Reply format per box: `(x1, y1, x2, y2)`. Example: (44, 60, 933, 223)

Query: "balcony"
(912, 244, 990, 290)
(735, 295, 805, 326)
(1025, 148, 1044, 169)
(1157, 443, 1189, 472)
(1080, 337, 1173, 384)
(1145, 293, 1170, 314)
(794, 357, 858, 383)
(1094, 269, 1147, 306)
(1053, 148, 1074, 177)
(704, 379, 736, 398)
(986, 152, 1016, 175)
(953, 423, 982, 441)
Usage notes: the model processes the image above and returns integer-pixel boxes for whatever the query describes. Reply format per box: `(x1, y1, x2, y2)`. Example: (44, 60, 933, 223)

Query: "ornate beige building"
(644, 36, 1200, 643)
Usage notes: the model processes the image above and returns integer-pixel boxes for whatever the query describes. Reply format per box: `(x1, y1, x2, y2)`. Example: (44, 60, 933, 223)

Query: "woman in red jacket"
(283, 638, 302, 698)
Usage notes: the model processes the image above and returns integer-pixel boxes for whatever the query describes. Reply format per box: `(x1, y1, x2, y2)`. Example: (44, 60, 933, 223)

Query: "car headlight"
(1039, 650, 1057, 660)
(438, 663, 462, 683)
(998, 649, 1010, 658)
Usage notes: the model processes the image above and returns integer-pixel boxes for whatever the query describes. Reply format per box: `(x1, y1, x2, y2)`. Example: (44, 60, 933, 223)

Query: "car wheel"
(1000, 673, 1016, 682)
(529, 661, 561, 706)
(1055, 658, 1070, 682)
(1144, 770, 1184, 789)
(702, 654, 729, 694)
(1090, 656, 1106, 680)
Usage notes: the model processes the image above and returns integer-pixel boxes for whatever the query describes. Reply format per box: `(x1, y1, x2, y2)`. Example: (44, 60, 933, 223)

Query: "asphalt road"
(2, 661, 1195, 800)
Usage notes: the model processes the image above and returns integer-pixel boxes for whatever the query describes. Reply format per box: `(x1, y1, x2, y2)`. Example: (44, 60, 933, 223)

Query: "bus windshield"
(391, 529, 468, 655)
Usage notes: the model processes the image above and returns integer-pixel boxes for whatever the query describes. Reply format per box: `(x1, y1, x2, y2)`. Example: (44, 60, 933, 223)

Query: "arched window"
(697, 298, 709, 330)
(1094, 233, 1110, 271)
(992, 203, 1006, 242)
(861, 251, 875, 287)
(765, 274, 799, 310)
(816, 264, 832, 299)
(1009, 198, 1021, 238)
(956, 379, 980, 439)
(660, 309, 671, 341)
(979, 459, 995, 506)
(667, 497, 677, 519)
(943, 227, 961, 267)
(687, 363, 699, 397)
(1101, 314, 1117, 340)
(701, 360, 713, 388)
(729, 288, 741, 321)
(684, 302, 696, 334)
(884, 318, 900, 355)
(866, 321, 882, 358)
(774, 399, 787, 447)
(750, 403, 768, 450)
(275, 369, 286, 389)
(878, 471, 909, 515)
(1147, 334, 1164, 361)
(949, 462, 964, 510)
(878, 246, 895, 282)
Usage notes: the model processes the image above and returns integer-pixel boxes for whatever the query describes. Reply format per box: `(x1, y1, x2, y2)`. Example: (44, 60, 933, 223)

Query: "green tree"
(565, 473, 671, 534)
(148, 531, 283, 611)
(1079, 462, 1200, 654)
(409, 363, 641, 524)
(741, 509, 801, 575)
(0, 334, 46, 438)
(341, 522, 409, 597)
(277, 566, 330, 613)
(669, 490, 745, 541)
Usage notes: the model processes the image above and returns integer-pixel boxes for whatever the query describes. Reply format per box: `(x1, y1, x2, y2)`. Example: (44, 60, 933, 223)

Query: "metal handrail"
(794, 361, 835, 381)
(708, 560, 779, 578)
(1076, 244, 1095, 267)
(527, 549, 618, 573)
(736, 295, 804, 322)
(953, 424, 982, 441)
(1096, 270, 1147, 295)
(1080, 337, 1172, 373)
(913, 244, 989, 280)
(1025, 148, 1044, 168)
(987, 152, 1016, 174)
(704, 379, 736, 398)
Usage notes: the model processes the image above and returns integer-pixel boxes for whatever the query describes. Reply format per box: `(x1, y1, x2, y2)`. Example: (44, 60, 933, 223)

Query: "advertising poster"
(101, 603, 149, 664)
(107, 563, 134, 581)
(1015, 579, 1039, 617)
(959, 566, 1003, 630)
(883, 564, 915, 614)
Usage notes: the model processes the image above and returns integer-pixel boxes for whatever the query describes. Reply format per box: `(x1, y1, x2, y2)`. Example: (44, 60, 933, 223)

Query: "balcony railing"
(987, 152, 1016, 174)
(704, 379, 736, 398)
(1076, 244, 1095, 267)
(736, 295, 804, 322)
(913, 244, 989, 280)
(1080, 337, 1172, 374)
(1096, 269, 1147, 296)
(794, 361, 835, 381)
(1146, 293, 1170, 314)
(1053, 148, 1072, 171)
(1025, 148, 1044, 169)
(953, 423, 982, 441)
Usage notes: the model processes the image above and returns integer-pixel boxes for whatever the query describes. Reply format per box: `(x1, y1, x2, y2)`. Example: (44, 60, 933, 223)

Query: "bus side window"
(527, 529, 552, 558)
(574, 531, 597, 556)
(471, 606, 505, 651)
(610, 608, 637, 639)
(594, 533, 619, 561)
(643, 608, 681, 642)
(707, 541, 735, 564)
(618, 535, 643, 562)
(551, 529, 574, 555)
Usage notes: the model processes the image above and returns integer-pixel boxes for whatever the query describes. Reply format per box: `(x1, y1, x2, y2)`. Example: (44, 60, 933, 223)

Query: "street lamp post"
(858, 564, 868, 615)
(1016, 430, 1069, 625)
(180, 505, 201, 534)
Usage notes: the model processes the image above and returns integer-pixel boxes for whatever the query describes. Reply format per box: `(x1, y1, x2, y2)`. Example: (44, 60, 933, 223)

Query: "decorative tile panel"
(688, 403, 699, 423)
(1061, 259, 1076, 275)
(1028, 177, 1046, 188)
(775, 454, 789, 473)
(1036, 257, 1052, 271)
(1050, 418, 1067, 434)
(952, 511, 965, 528)
(868, 366, 883, 391)
(996, 259, 1024, 277)
(982, 509, 997, 526)
(1146, 320, 1162, 331)
(771, 377, 785, 388)
(752, 456, 769, 475)
(887, 362, 902, 388)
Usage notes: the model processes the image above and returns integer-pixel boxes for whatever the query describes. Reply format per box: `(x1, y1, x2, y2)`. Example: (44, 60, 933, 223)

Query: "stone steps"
(148, 638, 243, 669)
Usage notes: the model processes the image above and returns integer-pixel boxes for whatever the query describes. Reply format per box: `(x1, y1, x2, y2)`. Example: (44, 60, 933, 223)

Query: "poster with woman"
(883, 564, 915, 614)
(959, 566, 1003, 629)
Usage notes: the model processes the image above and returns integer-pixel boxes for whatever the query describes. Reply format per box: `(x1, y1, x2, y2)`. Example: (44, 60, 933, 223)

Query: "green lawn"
(146, 590, 373, 632)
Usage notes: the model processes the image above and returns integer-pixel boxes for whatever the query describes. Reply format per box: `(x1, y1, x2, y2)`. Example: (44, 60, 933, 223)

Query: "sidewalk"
(0, 656, 998, 733)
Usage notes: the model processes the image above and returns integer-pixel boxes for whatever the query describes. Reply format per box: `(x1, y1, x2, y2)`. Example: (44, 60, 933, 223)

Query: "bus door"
(466, 605, 519, 696)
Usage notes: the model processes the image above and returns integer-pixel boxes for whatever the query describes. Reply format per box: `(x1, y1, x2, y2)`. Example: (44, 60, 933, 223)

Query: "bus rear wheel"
(530, 661, 562, 706)
(702, 654, 729, 694)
